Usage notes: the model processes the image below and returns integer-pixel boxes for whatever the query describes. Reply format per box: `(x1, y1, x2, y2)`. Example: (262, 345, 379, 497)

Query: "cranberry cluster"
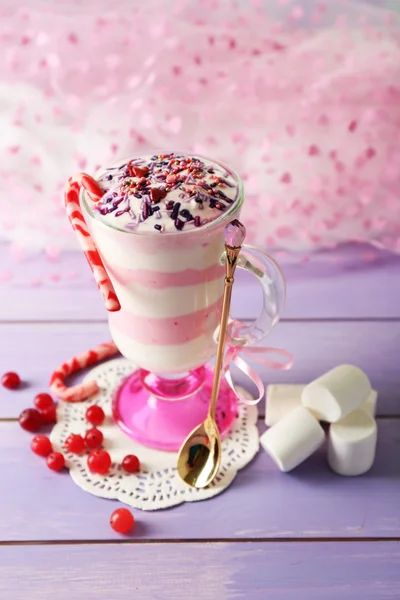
(3, 370, 137, 534)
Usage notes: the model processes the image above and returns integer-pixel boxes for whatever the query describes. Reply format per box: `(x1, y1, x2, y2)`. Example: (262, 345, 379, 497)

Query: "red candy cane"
(50, 341, 119, 402)
(65, 174, 121, 312)
(81, 173, 104, 203)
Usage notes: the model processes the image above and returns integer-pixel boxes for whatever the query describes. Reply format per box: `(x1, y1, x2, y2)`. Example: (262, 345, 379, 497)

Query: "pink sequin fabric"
(0, 0, 399, 253)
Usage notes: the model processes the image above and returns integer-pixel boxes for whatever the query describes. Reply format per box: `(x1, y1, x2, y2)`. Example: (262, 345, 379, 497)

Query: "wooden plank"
(1, 321, 399, 418)
(0, 420, 399, 542)
(1, 245, 400, 321)
(0, 541, 399, 600)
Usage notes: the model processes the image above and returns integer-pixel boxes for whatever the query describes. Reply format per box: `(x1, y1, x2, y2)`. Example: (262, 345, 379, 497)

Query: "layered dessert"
(82, 152, 242, 374)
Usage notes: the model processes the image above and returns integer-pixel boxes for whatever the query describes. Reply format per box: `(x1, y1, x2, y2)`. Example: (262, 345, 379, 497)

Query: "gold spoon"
(177, 219, 246, 488)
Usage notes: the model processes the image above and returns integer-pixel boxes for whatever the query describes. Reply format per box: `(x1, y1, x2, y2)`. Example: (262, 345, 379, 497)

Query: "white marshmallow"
(327, 409, 377, 476)
(266, 383, 378, 425)
(361, 389, 378, 418)
(301, 365, 371, 423)
(260, 406, 325, 472)
(265, 384, 307, 426)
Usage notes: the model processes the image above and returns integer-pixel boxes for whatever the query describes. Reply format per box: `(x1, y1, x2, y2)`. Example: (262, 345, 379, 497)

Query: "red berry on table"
(40, 405, 57, 424)
(87, 449, 111, 475)
(122, 454, 140, 474)
(2, 371, 21, 389)
(34, 393, 54, 411)
(46, 451, 65, 471)
(85, 427, 103, 449)
(85, 405, 105, 426)
(31, 435, 52, 457)
(19, 408, 43, 432)
(65, 433, 85, 454)
(110, 508, 135, 534)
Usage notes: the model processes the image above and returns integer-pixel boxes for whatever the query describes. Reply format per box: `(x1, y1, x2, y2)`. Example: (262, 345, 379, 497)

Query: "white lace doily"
(50, 358, 259, 511)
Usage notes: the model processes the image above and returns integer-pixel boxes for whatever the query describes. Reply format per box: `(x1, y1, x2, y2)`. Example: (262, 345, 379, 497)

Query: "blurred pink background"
(1, 0, 399, 255)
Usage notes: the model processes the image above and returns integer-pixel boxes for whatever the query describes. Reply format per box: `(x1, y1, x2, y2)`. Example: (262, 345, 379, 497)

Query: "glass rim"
(80, 151, 244, 238)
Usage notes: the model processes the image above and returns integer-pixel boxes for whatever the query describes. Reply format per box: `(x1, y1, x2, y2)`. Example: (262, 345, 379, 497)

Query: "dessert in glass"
(69, 151, 285, 450)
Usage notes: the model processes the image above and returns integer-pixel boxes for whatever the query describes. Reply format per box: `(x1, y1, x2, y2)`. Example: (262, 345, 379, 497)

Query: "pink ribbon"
(223, 326, 294, 405)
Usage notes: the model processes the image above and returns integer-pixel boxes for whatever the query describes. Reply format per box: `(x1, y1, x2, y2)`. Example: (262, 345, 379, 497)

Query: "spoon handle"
(208, 242, 242, 419)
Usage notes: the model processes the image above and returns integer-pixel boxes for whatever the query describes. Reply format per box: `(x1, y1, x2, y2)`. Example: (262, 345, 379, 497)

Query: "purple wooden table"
(1, 243, 399, 599)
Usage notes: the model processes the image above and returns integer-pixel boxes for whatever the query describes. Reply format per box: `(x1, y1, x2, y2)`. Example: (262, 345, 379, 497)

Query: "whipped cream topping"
(90, 152, 240, 233)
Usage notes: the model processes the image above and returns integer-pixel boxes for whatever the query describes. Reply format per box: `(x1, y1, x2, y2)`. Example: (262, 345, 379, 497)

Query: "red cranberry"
(19, 408, 43, 432)
(110, 508, 135, 534)
(46, 452, 65, 471)
(85, 405, 105, 426)
(34, 393, 54, 411)
(31, 435, 52, 457)
(122, 455, 140, 474)
(2, 372, 21, 389)
(87, 449, 111, 475)
(65, 434, 85, 454)
(40, 405, 57, 424)
(85, 427, 103, 449)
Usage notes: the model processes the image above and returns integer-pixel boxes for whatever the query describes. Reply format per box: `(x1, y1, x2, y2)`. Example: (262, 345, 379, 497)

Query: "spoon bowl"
(177, 416, 221, 488)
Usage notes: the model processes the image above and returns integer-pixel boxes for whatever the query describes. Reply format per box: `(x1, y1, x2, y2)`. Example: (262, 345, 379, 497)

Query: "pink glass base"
(112, 365, 238, 451)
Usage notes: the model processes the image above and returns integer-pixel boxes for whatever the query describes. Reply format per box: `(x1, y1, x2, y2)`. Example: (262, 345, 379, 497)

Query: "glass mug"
(75, 153, 285, 451)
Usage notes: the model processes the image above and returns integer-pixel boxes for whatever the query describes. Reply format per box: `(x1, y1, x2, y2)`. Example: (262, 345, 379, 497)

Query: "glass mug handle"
(220, 245, 286, 346)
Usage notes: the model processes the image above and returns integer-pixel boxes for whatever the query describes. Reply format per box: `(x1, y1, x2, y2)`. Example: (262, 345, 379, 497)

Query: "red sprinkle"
(2, 371, 21, 389)
(150, 187, 167, 203)
(132, 166, 149, 178)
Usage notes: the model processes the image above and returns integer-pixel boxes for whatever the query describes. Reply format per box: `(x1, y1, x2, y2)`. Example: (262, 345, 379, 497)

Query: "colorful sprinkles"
(93, 153, 239, 233)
